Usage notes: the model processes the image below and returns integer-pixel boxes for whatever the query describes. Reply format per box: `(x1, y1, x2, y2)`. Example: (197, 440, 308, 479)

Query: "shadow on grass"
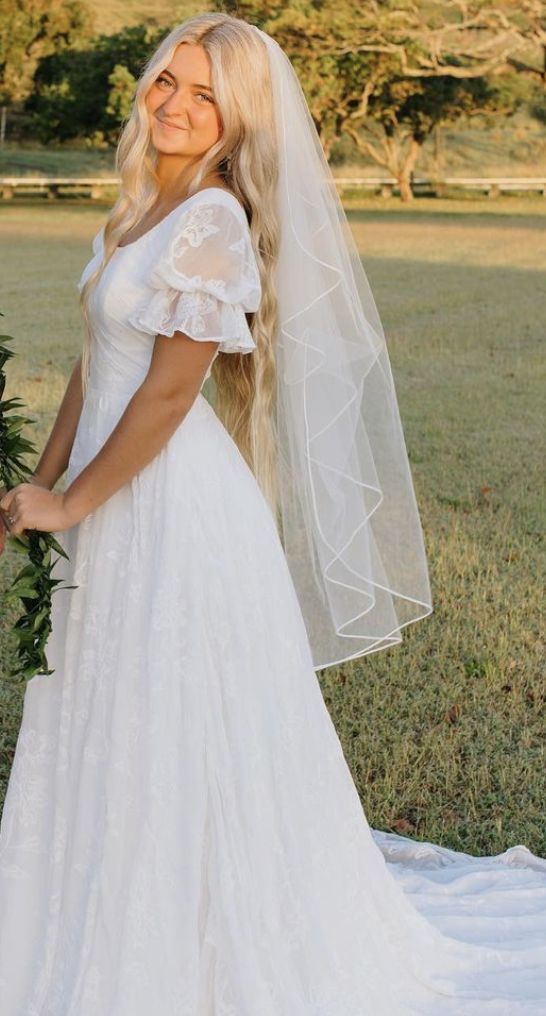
(346, 201, 546, 230)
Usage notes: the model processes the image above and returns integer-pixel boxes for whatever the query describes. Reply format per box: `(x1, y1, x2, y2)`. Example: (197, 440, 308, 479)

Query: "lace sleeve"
(128, 196, 262, 354)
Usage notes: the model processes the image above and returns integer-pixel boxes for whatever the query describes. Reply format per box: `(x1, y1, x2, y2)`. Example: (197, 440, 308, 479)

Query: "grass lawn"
(1, 196, 545, 856)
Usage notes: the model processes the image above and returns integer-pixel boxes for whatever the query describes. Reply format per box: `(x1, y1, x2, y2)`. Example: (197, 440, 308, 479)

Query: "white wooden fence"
(1, 175, 545, 201)
(334, 176, 546, 197)
(0, 177, 118, 200)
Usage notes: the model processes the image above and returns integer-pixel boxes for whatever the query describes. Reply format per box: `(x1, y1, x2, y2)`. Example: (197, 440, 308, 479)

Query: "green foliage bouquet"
(0, 319, 73, 681)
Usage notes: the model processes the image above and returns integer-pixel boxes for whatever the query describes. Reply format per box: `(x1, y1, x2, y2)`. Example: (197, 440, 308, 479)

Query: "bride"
(1, 13, 545, 1015)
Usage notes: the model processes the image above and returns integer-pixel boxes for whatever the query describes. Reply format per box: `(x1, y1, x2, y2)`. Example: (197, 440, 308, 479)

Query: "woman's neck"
(156, 170, 231, 209)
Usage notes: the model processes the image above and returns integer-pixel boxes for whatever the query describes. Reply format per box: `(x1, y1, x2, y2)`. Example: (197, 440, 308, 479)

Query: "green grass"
(0, 143, 117, 178)
(1, 196, 545, 857)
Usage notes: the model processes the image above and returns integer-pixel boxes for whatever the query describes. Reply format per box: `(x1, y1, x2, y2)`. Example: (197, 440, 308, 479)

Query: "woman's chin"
(154, 139, 195, 159)
(155, 142, 190, 156)
(150, 126, 190, 153)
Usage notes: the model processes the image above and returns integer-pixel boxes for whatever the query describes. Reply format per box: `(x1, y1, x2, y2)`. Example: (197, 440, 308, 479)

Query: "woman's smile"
(156, 117, 189, 132)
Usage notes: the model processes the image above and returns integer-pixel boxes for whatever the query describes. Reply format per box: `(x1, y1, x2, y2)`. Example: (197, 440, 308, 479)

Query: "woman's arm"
(63, 332, 218, 525)
(33, 354, 85, 489)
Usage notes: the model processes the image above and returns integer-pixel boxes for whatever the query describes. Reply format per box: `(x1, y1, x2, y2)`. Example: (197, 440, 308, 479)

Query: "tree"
(506, 0, 546, 89)
(0, 0, 94, 140)
(247, 0, 545, 199)
(27, 24, 163, 143)
(341, 66, 521, 200)
(106, 64, 137, 124)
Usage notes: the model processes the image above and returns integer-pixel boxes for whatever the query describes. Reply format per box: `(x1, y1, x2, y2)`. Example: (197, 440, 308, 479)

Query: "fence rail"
(1, 175, 545, 201)
(334, 176, 546, 197)
(0, 176, 118, 200)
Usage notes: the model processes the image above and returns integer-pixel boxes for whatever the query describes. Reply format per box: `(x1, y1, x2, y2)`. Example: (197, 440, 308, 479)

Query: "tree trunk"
(343, 124, 423, 203)
(398, 173, 414, 201)
(397, 137, 421, 203)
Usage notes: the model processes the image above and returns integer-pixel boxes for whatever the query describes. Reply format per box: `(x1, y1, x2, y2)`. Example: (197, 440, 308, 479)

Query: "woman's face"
(145, 43, 222, 161)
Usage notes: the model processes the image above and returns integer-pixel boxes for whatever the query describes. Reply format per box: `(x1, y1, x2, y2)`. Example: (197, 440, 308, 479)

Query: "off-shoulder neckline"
(114, 187, 248, 252)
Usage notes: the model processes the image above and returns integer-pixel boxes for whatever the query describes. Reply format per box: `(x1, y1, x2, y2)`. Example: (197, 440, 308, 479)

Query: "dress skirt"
(0, 384, 545, 1015)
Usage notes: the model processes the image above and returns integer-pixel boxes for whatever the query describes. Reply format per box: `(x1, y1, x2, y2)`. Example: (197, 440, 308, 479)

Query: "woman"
(0, 13, 545, 1015)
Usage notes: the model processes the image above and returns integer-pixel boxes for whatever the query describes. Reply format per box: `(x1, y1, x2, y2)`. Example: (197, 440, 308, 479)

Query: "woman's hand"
(0, 483, 9, 556)
(0, 476, 52, 555)
(0, 501, 6, 556)
(0, 482, 78, 538)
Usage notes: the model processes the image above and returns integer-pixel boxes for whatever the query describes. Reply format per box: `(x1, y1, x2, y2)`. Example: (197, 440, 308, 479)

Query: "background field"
(1, 197, 545, 856)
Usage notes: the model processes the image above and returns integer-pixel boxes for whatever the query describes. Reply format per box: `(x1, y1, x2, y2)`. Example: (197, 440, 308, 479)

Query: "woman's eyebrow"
(159, 68, 214, 93)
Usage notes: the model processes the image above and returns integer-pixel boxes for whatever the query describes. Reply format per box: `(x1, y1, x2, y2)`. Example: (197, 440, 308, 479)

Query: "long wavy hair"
(79, 13, 280, 517)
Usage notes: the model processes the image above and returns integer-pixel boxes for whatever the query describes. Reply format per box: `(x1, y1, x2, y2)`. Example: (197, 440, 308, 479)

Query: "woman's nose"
(161, 90, 190, 120)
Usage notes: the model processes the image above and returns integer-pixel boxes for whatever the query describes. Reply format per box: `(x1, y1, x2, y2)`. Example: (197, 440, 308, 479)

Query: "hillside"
(86, 0, 212, 36)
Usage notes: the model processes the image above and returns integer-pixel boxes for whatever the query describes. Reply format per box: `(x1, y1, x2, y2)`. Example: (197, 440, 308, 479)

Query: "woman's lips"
(156, 119, 188, 132)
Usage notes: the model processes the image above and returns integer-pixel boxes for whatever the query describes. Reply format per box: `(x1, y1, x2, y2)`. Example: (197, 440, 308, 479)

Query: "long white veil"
(253, 26, 433, 672)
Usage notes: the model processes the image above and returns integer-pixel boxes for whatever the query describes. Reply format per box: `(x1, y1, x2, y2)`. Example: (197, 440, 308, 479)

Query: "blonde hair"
(79, 13, 280, 516)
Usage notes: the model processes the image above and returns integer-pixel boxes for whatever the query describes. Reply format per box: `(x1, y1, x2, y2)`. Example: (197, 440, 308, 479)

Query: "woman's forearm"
(33, 355, 84, 489)
(63, 381, 189, 524)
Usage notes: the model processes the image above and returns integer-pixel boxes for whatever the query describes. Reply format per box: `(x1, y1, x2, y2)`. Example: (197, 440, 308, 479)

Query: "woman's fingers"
(0, 487, 18, 536)
(0, 486, 20, 543)
(0, 506, 13, 533)
(0, 489, 14, 514)
(0, 485, 22, 522)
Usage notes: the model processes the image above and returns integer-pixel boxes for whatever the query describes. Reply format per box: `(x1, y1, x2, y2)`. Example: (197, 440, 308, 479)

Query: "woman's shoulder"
(169, 185, 249, 232)
(144, 185, 261, 305)
(155, 186, 253, 263)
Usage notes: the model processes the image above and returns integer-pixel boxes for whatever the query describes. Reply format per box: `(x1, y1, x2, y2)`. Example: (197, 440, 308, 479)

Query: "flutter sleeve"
(128, 197, 262, 354)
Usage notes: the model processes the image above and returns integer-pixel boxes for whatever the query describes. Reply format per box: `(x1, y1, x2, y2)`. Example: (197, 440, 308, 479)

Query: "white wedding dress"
(1, 187, 545, 1015)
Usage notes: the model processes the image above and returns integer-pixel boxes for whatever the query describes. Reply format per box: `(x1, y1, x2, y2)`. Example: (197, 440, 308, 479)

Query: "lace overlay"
(126, 192, 261, 353)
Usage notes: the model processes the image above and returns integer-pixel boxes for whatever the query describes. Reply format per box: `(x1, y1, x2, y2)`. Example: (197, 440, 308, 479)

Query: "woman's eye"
(154, 79, 212, 102)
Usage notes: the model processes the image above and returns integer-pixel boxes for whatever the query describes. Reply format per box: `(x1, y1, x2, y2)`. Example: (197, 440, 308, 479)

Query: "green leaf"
(32, 608, 49, 632)
(8, 540, 30, 554)
(12, 563, 37, 581)
(14, 587, 40, 599)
